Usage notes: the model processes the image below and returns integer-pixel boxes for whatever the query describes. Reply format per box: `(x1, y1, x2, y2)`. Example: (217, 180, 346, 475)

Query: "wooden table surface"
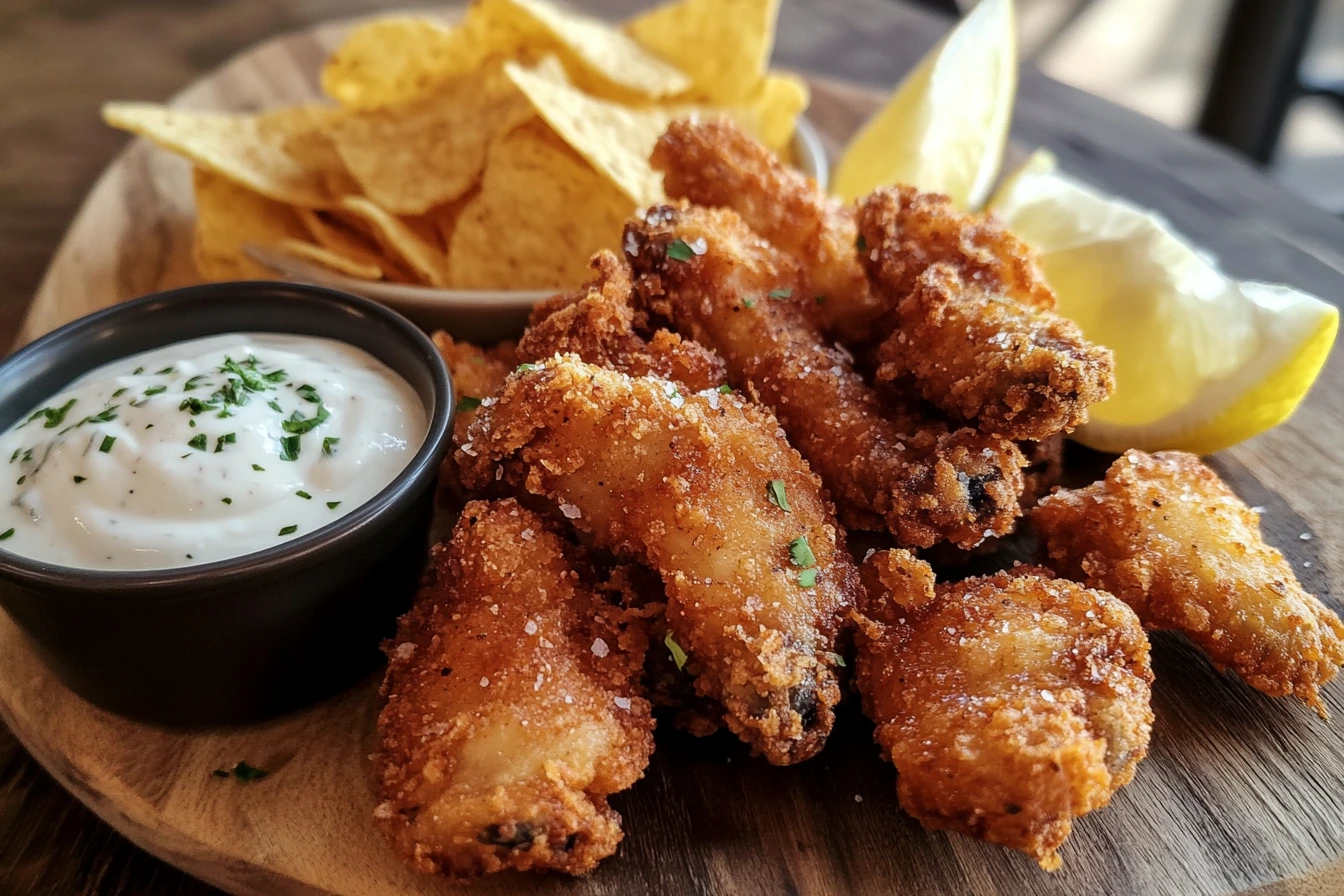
(4, 1, 1344, 894)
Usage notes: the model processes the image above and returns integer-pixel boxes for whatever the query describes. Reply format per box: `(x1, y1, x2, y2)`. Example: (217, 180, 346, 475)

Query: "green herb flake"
(766, 479, 792, 512)
(26, 398, 78, 429)
(188, 419, 197, 429)
(221, 497, 233, 505)
(326, 501, 341, 510)
(184, 375, 209, 392)
(280, 403, 330, 436)
(142, 385, 168, 396)
(798, 568, 818, 588)
(187, 434, 208, 452)
(296, 490, 312, 500)
(8, 449, 18, 464)
(516, 362, 539, 373)
(322, 437, 340, 456)
(15, 476, 25, 486)
(788, 535, 816, 568)
(232, 761, 268, 783)
(824, 651, 846, 668)
(263, 369, 288, 383)
(73, 476, 86, 484)
(111, 387, 128, 399)
(213, 432, 236, 453)
(252, 463, 266, 472)
(99, 435, 116, 454)
(718, 384, 732, 394)
(154, 366, 176, 376)
(742, 298, 756, 309)
(768, 287, 793, 299)
(0, 528, 13, 542)
(295, 384, 321, 404)
(456, 396, 483, 413)
(267, 399, 283, 414)
(278, 524, 298, 536)
(279, 435, 301, 462)
(132, 366, 145, 375)
(666, 238, 698, 261)
(664, 631, 689, 670)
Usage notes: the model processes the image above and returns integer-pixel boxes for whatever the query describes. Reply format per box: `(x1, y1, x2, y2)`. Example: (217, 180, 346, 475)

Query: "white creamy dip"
(0, 333, 427, 570)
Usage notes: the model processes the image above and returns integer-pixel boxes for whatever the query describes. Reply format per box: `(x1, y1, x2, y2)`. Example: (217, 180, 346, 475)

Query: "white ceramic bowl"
(246, 117, 830, 342)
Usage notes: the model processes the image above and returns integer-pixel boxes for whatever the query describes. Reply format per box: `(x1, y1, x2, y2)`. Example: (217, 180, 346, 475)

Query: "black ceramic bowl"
(0, 282, 453, 726)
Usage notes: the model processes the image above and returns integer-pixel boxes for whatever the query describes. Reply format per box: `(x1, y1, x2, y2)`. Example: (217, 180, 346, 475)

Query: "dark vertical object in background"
(903, 0, 961, 17)
(1197, 0, 1321, 165)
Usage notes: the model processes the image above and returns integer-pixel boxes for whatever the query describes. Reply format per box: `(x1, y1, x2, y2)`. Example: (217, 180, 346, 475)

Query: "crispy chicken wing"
(652, 118, 883, 343)
(373, 499, 654, 879)
(854, 551, 1153, 870)
(1033, 450, 1344, 716)
(519, 250, 727, 391)
(456, 355, 858, 764)
(624, 202, 1026, 549)
(856, 187, 1115, 440)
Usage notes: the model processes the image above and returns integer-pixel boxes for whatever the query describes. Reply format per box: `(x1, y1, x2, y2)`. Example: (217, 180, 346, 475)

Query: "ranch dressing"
(0, 333, 426, 570)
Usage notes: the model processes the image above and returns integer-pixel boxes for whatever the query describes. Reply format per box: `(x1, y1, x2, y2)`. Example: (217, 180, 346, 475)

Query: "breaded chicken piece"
(1033, 450, 1344, 716)
(652, 118, 883, 343)
(856, 187, 1116, 440)
(518, 250, 727, 391)
(373, 499, 654, 879)
(432, 332, 517, 443)
(1021, 435, 1066, 511)
(854, 551, 1154, 870)
(624, 202, 1026, 549)
(457, 356, 858, 764)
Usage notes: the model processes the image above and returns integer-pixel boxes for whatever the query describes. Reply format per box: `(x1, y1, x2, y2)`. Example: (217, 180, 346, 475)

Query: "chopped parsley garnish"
(279, 435, 301, 462)
(145, 424, 153, 429)
(8, 449, 18, 463)
(73, 476, 86, 484)
(186, 434, 208, 451)
(25, 398, 77, 429)
(664, 631, 688, 670)
(214, 433, 236, 453)
(252, 463, 266, 472)
(16, 476, 26, 486)
(280, 403, 330, 435)
(0, 529, 12, 542)
(296, 490, 312, 500)
(188, 420, 196, 428)
(98, 435, 116, 454)
(212, 761, 269, 783)
(326, 501, 341, 510)
(142, 385, 167, 396)
(856, 234, 867, 252)
(278, 524, 298, 536)
(825, 651, 846, 668)
(60, 405, 120, 435)
(131, 366, 144, 375)
(179, 397, 220, 416)
(295, 384, 321, 404)
(742, 298, 756, 309)
(456, 396, 483, 413)
(322, 437, 340, 456)
(766, 479, 792, 512)
(21, 449, 32, 463)
(666, 238, 698, 261)
(267, 399, 283, 413)
(798, 568, 818, 588)
(219, 357, 272, 393)
(154, 366, 176, 376)
(221, 497, 233, 505)
(184, 375, 208, 391)
(516, 363, 539, 373)
(111, 387, 128, 399)
(768, 287, 793, 299)
(788, 535, 816, 568)
(718, 384, 732, 393)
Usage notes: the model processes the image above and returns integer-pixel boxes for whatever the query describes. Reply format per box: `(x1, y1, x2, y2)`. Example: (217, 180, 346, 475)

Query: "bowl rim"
(0, 281, 453, 600)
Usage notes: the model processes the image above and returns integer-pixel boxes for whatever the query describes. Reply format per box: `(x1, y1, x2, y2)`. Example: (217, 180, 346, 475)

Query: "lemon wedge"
(832, 0, 1016, 209)
(990, 151, 1339, 455)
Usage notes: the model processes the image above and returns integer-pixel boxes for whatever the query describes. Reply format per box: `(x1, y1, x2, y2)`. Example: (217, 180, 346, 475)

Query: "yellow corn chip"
(104, 103, 342, 208)
(339, 196, 450, 286)
(278, 238, 384, 280)
(503, 59, 673, 207)
(324, 63, 533, 215)
(626, 0, 779, 104)
(448, 121, 631, 290)
(297, 208, 390, 270)
(191, 169, 308, 280)
(735, 72, 809, 150)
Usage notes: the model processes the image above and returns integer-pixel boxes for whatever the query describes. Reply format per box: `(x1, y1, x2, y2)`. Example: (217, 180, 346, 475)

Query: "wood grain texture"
(2, 2, 1344, 896)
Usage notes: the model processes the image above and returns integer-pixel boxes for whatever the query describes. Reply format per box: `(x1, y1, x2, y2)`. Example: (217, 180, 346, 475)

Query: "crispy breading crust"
(373, 499, 654, 879)
(430, 333, 519, 514)
(624, 202, 1027, 550)
(456, 356, 858, 764)
(854, 552, 1154, 870)
(652, 118, 884, 343)
(856, 187, 1115, 440)
(519, 250, 727, 391)
(1033, 450, 1344, 716)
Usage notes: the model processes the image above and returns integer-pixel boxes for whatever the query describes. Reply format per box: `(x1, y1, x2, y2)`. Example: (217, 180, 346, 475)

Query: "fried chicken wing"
(432, 332, 517, 442)
(856, 187, 1115, 440)
(652, 118, 883, 343)
(374, 499, 654, 879)
(854, 551, 1153, 870)
(1033, 450, 1344, 716)
(624, 202, 1026, 549)
(456, 355, 857, 764)
(518, 250, 727, 391)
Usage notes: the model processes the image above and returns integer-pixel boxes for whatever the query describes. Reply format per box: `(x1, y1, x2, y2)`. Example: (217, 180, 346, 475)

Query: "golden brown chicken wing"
(1033, 449, 1344, 716)
(456, 355, 858, 764)
(623, 201, 1026, 549)
(854, 551, 1154, 870)
(373, 498, 654, 879)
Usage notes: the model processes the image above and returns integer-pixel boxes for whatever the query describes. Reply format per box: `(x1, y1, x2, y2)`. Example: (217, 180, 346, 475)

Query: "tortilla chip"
(324, 63, 533, 214)
(278, 238, 384, 280)
(736, 72, 809, 150)
(191, 169, 307, 280)
(339, 196, 451, 286)
(448, 121, 631, 289)
(626, 0, 779, 104)
(503, 59, 674, 206)
(104, 103, 342, 208)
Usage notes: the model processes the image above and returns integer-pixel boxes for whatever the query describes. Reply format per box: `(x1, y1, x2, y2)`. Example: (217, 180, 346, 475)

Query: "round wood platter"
(5, 11, 1344, 896)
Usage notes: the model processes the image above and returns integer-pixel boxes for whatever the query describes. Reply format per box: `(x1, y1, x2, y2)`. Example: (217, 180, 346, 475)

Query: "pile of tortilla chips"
(101, 0, 808, 291)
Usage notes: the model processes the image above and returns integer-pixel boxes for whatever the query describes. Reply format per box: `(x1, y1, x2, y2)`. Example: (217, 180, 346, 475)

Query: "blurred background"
(920, 0, 1344, 214)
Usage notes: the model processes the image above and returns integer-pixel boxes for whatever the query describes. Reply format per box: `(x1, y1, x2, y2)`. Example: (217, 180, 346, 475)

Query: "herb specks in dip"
(0, 333, 427, 570)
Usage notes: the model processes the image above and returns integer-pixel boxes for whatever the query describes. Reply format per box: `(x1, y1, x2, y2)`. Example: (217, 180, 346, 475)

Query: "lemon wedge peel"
(991, 151, 1339, 455)
(832, 0, 1017, 209)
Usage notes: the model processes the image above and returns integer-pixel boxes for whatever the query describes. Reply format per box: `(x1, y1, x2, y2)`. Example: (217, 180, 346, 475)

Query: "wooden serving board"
(5, 12, 1344, 896)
